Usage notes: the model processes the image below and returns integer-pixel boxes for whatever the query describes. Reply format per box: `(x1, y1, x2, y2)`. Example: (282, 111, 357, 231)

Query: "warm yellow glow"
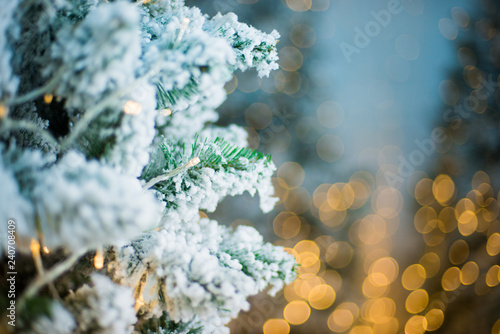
(43, 94, 53, 104)
(402, 264, 426, 290)
(283, 300, 310, 325)
(358, 214, 386, 245)
(293, 240, 320, 257)
(460, 261, 479, 285)
(328, 308, 355, 333)
(123, 100, 142, 115)
(273, 212, 301, 240)
(487, 233, 500, 256)
(30, 239, 43, 274)
(419, 252, 440, 278)
(405, 289, 429, 314)
(43, 246, 50, 254)
(349, 326, 373, 334)
(263, 319, 290, 334)
(286, 0, 312, 12)
(442, 267, 461, 291)
(365, 298, 396, 324)
(414, 178, 435, 206)
(405, 315, 427, 334)
(369, 257, 399, 286)
(432, 174, 455, 204)
(424, 309, 444, 331)
(94, 248, 104, 269)
(0, 104, 7, 118)
(308, 284, 336, 309)
(160, 108, 172, 116)
(296, 252, 320, 276)
(414, 207, 437, 234)
(362, 275, 388, 298)
(486, 265, 500, 287)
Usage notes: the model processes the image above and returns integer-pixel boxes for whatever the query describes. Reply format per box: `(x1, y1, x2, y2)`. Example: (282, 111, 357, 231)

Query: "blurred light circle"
(273, 212, 301, 239)
(424, 309, 444, 331)
(438, 18, 458, 40)
(419, 252, 440, 278)
(278, 161, 305, 189)
(279, 46, 304, 71)
(283, 300, 311, 325)
(402, 264, 426, 290)
(460, 261, 479, 285)
(263, 319, 290, 334)
(245, 103, 273, 129)
(405, 289, 429, 314)
(308, 284, 336, 309)
(405, 315, 427, 334)
(451, 7, 470, 28)
(441, 267, 461, 291)
(286, 0, 311, 12)
(369, 257, 399, 286)
(290, 24, 316, 48)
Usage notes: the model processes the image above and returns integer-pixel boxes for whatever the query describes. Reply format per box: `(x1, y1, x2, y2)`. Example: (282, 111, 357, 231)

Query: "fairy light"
(94, 247, 104, 269)
(160, 108, 172, 116)
(30, 239, 44, 275)
(0, 104, 8, 118)
(43, 246, 50, 254)
(43, 94, 53, 104)
(123, 100, 142, 115)
(175, 18, 191, 44)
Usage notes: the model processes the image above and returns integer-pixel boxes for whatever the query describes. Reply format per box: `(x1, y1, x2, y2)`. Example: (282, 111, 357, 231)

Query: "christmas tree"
(0, 0, 296, 333)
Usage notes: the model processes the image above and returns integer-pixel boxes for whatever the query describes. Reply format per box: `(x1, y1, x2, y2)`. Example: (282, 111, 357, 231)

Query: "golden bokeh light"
(328, 308, 354, 333)
(414, 178, 435, 206)
(273, 212, 301, 239)
(283, 300, 311, 325)
(402, 264, 426, 290)
(487, 233, 500, 256)
(442, 267, 461, 291)
(419, 252, 441, 278)
(369, 257, 399, 286)
(432, 174, 455, 205)
(424, 309, 444, 331)
(405, 315, 427, 334)
(485, 265, 500, 287)
(405, 289, 429, 314)
(286, 0, 312, 12)
(263, 319, 290, 334)
(308, 284, 336, 309)
(460, 261, 479, 285)
(279, 46, 304, 72)
(278, 162, 305, 189)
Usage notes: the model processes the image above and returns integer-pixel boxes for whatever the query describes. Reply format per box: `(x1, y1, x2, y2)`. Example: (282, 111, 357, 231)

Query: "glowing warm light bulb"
(123, 100, 142, 115)
(187, 157, 200, 168)
(43, 246, 50, 254)
(43, 94, 53, 104)
(0, 104, 8, 118)
(94, 248, 104, 269)
(160, 108, 172, 116)
(30, 239, 44, 274)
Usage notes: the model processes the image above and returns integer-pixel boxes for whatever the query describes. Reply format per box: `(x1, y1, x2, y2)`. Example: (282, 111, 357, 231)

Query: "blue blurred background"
(189, 0, 500, 333)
